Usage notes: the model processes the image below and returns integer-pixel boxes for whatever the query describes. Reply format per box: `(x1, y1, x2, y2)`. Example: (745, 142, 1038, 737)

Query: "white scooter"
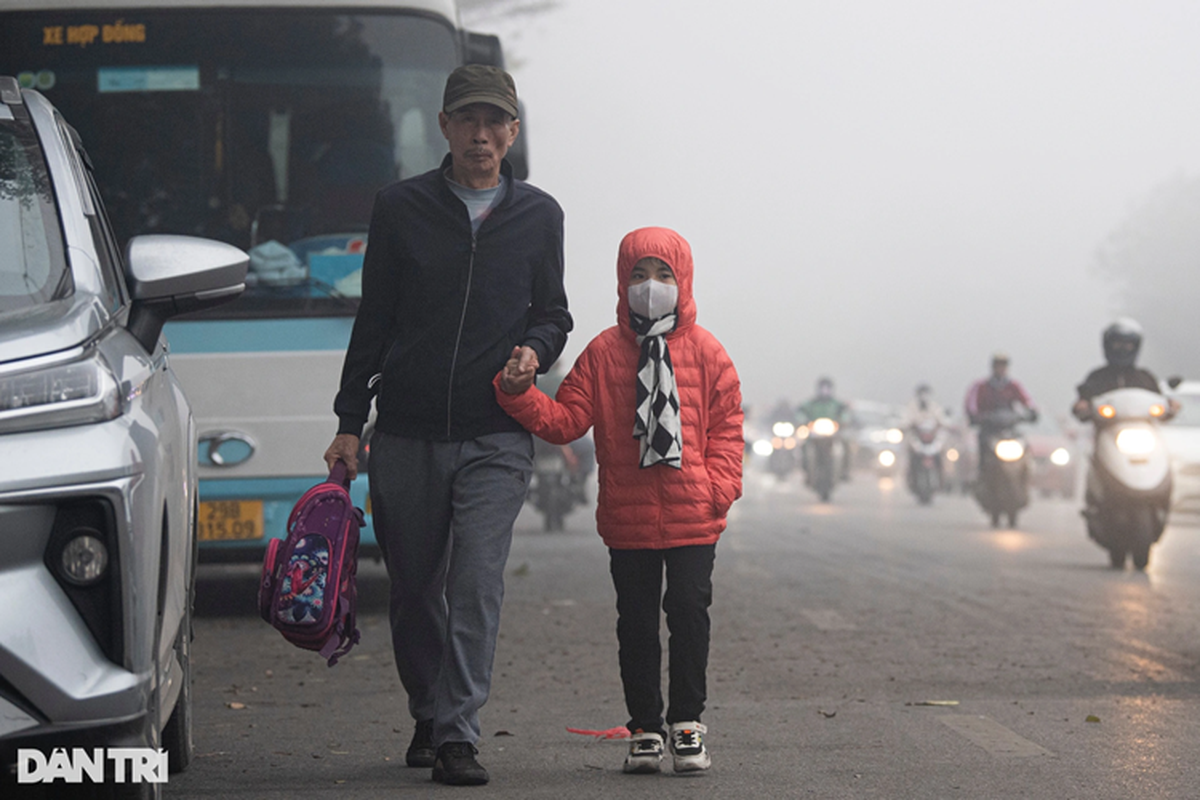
(1078, 387, 1173, 570)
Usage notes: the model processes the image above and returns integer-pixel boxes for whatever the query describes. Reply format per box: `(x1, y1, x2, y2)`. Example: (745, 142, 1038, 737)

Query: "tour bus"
(0, 0, 528, 556)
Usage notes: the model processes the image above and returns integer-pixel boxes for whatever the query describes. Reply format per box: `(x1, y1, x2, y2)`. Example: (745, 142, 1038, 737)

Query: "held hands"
(499, 345, 539, 395)
(323, 434, 361, 480)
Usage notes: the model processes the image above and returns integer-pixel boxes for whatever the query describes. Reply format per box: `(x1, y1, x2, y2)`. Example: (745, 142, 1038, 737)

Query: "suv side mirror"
(1168, 375, 1184, 390)
(126, 234, 248, 351)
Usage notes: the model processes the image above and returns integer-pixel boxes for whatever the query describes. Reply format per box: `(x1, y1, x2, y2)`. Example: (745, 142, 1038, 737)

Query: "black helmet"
(1103, 318, 1142, 367)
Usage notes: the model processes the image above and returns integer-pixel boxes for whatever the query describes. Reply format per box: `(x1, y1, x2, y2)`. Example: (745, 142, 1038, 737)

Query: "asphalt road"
(168, 469, 1200, 798)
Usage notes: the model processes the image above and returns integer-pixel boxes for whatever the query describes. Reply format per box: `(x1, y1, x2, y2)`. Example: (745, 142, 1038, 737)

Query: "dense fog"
(468, 0, 1200, 426)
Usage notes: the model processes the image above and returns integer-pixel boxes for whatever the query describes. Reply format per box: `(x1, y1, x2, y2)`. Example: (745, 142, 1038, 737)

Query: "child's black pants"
(608, 543, 716, 736)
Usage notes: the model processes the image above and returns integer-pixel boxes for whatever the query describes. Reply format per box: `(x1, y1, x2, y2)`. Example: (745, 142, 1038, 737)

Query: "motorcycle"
(907, 418, 947, 505)
(804, 417, 841, 502)
(974, 407, 1032, 528)
(1078, 387, 1173, 570)
(766, 420, 801, 480)
(531, 438, 579, 532)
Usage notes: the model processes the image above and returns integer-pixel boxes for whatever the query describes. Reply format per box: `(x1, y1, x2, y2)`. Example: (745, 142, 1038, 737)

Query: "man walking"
(323, 64, 571, 786)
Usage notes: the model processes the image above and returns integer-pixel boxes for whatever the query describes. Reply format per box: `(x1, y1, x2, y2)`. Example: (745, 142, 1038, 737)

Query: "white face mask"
(627, 279, 678, 320)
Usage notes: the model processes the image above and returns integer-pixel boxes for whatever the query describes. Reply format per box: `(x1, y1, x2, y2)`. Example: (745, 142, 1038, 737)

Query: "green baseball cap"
(443, 64, 519, 118)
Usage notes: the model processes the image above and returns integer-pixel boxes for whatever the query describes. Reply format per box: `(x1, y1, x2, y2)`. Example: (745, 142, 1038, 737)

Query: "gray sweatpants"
(368, 431, 533, 746)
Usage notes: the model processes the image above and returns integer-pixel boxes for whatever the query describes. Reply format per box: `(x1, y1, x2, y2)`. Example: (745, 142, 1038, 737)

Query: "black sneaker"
(432, 741, 489, 786)
(405, 719, 435, 768)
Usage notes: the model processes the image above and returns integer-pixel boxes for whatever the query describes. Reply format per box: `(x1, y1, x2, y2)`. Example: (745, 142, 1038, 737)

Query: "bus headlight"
(1050, 447, 1071, 466)
(752, 439, 774, 457)
(995, 439, 1024, 462)
(1116, 428, 1156, 458)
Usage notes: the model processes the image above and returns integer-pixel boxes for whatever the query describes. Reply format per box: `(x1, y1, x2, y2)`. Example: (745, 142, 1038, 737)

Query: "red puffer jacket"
(494, 227, 743, 550)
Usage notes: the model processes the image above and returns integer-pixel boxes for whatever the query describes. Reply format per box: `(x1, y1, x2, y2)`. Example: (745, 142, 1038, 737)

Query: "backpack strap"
(327, 460, 351, 489)
(319, 593, 361, 667)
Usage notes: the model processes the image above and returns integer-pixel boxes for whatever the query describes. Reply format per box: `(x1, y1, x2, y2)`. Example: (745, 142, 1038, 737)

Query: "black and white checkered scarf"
(631, 311, 682, 469)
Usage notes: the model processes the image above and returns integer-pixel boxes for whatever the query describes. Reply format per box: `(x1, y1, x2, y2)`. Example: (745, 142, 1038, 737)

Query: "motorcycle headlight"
(1115, 428, 1156, 458)
(878, 449, 897, 467)
(995, 439, 1025, 462)
(772, 421, 796, 438)
(886, 427, 904, 444)
(810, 418, 838, 437)
(1050, 447, 1071, 466)
(752, 439, 774, 457)
(0, 351, 121, 435)
(946, 448, 960, 463)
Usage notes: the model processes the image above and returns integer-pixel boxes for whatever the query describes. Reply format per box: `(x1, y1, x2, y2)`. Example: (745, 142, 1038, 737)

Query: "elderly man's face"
(438, 103, 519, 188)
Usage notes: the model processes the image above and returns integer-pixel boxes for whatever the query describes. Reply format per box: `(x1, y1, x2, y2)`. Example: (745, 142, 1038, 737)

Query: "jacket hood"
(615, 227, 697, 338)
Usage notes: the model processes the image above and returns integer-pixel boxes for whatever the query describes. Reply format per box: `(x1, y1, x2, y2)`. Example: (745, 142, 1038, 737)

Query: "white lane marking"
(939, 715, 1052, 757)
(800, 608, 858, 631)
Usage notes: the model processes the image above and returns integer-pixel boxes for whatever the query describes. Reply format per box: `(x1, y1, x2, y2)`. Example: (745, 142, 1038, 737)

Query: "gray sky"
(473, 0, 1200, 421)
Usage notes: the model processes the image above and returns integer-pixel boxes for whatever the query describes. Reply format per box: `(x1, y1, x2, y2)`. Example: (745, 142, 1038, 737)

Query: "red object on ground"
(566, 726, 631, 740)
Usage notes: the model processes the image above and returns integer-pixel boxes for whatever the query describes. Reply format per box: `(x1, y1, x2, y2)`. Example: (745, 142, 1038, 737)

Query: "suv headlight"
(0, 350, 121, 434)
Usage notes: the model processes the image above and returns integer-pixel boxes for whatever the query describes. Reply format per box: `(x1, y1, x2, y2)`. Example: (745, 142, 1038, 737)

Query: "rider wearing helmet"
(965, 353, 1038, 428)
(1072, 318, 1173, 419)
(904, 383, 950, 429)
(798, 377, 853, 482)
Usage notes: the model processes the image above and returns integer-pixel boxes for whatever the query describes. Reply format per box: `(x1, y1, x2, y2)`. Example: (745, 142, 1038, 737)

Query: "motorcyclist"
(903, 383, 950, 491)
(1071, 318, 1177, 421)
(965, 353, 1038, 431)
(1071, 319, 1177, 535)
(904, 383, 950, 429)
(798, 377, 852, 482)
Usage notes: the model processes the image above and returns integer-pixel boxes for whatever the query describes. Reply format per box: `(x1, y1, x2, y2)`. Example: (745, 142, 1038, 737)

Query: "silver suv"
(0, 76, 246, 787)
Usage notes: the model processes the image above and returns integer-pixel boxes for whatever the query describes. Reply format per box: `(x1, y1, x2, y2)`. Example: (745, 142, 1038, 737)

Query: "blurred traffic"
(744, 318, 1196, 574)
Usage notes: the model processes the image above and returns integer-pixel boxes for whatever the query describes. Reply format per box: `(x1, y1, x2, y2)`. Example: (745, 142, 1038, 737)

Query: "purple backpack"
(258, 461, 364, 666)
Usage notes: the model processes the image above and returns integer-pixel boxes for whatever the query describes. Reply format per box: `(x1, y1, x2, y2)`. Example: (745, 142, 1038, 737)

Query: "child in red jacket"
(494, 226, 743, 774)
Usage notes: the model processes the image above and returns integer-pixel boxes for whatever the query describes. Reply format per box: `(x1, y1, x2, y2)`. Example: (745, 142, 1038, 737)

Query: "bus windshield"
(2, 9, 459, 317)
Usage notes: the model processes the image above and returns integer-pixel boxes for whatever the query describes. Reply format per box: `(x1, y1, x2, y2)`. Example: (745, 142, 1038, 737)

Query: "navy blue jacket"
(335, 156, 572, 441)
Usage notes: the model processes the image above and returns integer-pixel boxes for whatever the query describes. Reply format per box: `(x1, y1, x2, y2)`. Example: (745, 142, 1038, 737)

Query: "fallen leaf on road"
(818, 710, 837, 718)
(227, 702, 247, 710)
(494, 730, 514, 737)
(567, 726, 630, 740)
(1086, 715, 1101, 723)
(910, 700, 959, 707)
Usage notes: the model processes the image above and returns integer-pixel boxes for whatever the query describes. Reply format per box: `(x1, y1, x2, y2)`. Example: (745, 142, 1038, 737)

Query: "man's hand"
(499, 345, 539, 395)
(324, 434, 361, 480)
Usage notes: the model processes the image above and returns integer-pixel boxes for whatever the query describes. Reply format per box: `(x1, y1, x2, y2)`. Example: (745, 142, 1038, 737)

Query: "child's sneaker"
(623, 730, 665, 774)
(669, 721, 711, 772)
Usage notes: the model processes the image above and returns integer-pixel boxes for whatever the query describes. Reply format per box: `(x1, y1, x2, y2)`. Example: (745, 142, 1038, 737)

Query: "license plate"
(198, 500, 264, 541)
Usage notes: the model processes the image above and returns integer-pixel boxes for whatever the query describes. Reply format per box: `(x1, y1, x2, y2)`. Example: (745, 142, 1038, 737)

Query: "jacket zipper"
(445, 235, 477, 438)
